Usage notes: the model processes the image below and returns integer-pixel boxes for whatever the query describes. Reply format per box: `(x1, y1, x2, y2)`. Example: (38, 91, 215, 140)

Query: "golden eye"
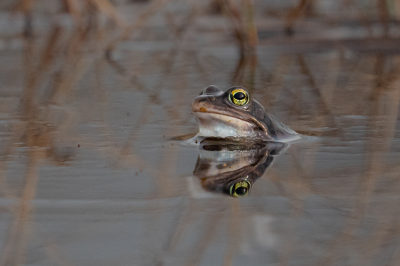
(229, 89, 249, 106)
(229, 181, 251, 197)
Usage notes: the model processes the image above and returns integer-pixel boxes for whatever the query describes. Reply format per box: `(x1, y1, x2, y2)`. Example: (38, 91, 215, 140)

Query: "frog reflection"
(193, 139, 287, 197)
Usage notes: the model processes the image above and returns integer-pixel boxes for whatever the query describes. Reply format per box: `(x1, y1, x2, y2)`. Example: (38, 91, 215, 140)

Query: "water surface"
(0, 2, 400, 266)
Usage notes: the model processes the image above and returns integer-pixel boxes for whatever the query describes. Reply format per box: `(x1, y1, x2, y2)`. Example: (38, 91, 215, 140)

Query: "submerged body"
(191, 85, 299, 142)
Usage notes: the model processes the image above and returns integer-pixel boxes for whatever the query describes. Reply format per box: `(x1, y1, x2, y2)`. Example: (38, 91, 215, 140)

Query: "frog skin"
(193, 139, 287, 197)
(191, 85, 299, 142)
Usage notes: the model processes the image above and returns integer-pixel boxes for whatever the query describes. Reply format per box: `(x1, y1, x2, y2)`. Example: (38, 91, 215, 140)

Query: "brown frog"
(191, 85, 299, 142)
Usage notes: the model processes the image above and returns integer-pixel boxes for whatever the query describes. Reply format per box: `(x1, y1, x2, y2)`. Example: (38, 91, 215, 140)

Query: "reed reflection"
(193, 139, 288, 197)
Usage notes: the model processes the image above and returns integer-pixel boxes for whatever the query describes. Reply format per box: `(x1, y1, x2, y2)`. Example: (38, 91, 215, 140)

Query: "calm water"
(0, 1, 400, 265)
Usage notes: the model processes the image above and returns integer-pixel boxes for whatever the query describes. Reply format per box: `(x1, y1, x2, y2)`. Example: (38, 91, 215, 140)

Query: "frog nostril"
(197, 98, 208, 103)
(210, 96, 216, 101)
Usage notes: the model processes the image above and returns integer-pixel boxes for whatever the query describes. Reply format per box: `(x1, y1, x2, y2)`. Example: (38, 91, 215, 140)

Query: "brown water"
(0, 1, 400, 265)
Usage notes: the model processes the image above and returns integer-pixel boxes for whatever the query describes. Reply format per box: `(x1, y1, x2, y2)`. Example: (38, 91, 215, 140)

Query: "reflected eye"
(229, 181, 251, 197)
(229, 89, 249, 106)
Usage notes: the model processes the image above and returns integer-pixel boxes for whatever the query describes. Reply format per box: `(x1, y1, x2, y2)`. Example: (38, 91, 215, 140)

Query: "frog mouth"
(192, 109, 267, 132)
(192, 112, 269, 139)
(193, 111, 250, 123)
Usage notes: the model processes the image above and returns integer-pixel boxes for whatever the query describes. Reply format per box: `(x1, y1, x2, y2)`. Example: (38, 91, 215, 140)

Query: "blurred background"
(0, 0, 400, 265)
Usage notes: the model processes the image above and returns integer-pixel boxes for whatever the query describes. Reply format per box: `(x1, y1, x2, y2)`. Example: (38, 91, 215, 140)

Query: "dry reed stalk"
(232, 52, 245, 84)
(0, 40, 47, 263)
(344, 0, 374, 36)
(231, 51, 257, 90)
(164, 2, 199, 38)
(46, 25, 93, 104)
(222, 201, 241, 266)
(350, 90, 400, 265)
(164, 201, 195, 253)
(44, 240, 75, 266)
(22, 26, 62, 116)
(62, 0, 83, 24)
(0, 152, 39, 266)
(261, 55, 293, 107)
(154, 81, 186, 196)
(179, 1, 260, 89)
(284, 0, 313, 35)
(358, 196, 400, 265)
(13, 0, 35, 36)
(396, 0, 400, 20)
(222, 0, 258, 88)
(0, 164, 13, 200)
(377, 0, 390, 36)
(0, 11, 125, 264)
(106, 0, 171, 53)
(217, 0, 244, 45)
(246, 51, 257, 90)
(14, 0, 36, 11)
(296, 55, 340, 131)
(14, 0, 126, 31)
(88, 0, 127, 27)
(184, 213, 222, 266)
(265, 153, 311, 265)
(217, 0, 258, 54)
(311, 54, 400, 266)
(241, 0, 257, 48)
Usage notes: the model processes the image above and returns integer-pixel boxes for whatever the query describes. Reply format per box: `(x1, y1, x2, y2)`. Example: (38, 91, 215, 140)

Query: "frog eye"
(229, 181, 251, 197)
(229, 89, 249, 106)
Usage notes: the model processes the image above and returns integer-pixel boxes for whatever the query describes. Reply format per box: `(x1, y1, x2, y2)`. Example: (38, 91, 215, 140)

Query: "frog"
(191, 85, 299, 142)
